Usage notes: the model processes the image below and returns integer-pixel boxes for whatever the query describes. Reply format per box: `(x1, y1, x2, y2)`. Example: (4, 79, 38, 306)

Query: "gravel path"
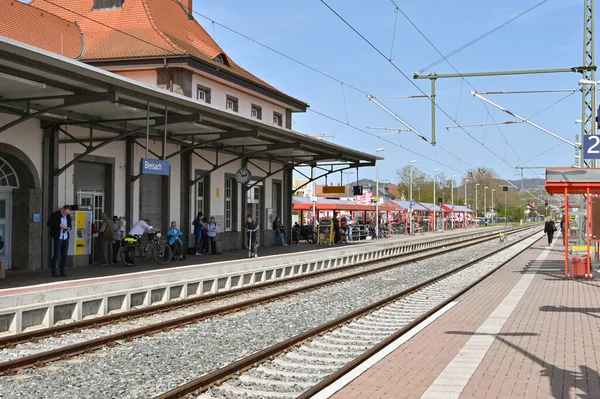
(0, 229, 541, 399)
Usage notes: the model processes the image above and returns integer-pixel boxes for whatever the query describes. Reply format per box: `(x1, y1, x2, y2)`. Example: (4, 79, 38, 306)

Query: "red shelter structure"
(545, 167, 599, 279)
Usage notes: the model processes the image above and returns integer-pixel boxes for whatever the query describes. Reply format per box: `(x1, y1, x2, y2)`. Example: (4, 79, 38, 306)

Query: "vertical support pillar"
(240, 157, 248, 248)
(42, 124, 59, 269)
(283, 168, 293, 245)
(125, 138, 134, 232)
(587, 187, 592, 279)
(430, 78, 437, 146)
(180, 150, 191, 246)
(565, 187, 570, 279)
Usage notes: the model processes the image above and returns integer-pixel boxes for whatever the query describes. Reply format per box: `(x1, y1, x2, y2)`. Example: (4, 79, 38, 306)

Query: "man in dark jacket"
(47, 205, 71, 277)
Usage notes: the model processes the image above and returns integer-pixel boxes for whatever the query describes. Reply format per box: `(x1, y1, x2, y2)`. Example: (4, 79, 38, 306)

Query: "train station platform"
(327, 236, 600, 399)
(0, 228, 480, 291)
(0, 227, 500, 336)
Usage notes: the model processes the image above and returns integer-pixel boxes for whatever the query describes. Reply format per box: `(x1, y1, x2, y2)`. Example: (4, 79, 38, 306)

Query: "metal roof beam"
(0, 91, 117, 135)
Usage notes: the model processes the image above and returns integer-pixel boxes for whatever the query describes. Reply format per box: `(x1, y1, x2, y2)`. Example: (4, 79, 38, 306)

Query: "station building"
(0, 0, 377, 271)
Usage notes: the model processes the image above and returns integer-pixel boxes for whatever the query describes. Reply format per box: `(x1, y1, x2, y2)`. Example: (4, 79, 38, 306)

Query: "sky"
(195, 0, 586, 185)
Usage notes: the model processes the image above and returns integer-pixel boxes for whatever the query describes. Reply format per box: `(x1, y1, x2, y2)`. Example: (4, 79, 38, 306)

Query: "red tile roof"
(0, 0, 83, 59)
(29, 0, 306, 107)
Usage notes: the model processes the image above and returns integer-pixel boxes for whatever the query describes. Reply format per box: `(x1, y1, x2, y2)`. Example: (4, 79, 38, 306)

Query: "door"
(0, 190, 12, 269)
(140, 174, 163, 230)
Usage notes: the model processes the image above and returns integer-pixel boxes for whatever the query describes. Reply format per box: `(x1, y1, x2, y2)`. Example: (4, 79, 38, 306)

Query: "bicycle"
(120, 232, 172, 267)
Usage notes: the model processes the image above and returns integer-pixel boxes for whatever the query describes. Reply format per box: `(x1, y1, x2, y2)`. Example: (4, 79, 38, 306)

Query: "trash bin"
(572, 257, 587, 277)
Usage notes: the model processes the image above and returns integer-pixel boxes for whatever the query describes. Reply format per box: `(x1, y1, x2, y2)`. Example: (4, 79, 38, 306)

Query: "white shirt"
(60, 211, 68, 240)
(129, 220, 153, 236)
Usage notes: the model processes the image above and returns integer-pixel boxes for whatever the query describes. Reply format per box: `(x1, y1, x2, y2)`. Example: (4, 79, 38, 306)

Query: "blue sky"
(196, 0, 585, 184)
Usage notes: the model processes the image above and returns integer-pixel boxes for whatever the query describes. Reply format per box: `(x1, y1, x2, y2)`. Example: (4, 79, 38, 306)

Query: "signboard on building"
(140, 158, 170, 176)
(356, 192, 373, 205)
(322, 186, 346, 195)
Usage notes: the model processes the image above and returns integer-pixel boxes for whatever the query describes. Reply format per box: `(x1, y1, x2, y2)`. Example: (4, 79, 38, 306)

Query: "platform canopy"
(418, 202, 445, 212)
(450, 205, 475, 214)
(390, 200, 429, 212)
(0, 37, 379, 182)
(545, 168, 600, 195)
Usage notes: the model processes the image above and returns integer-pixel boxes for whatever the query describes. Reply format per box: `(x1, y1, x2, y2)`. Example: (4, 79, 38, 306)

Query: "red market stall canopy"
(390, 200, 428, 212)
(292, 197, 376, 212)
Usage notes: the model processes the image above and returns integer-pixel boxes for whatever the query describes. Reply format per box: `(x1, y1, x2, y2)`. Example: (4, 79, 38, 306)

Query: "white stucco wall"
(56, 125, 127, 216)
(0, 114, 44, 185)
(192, 74, 288, 127)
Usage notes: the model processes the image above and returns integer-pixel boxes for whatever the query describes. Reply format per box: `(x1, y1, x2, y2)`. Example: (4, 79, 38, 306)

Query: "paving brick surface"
(332, 236, 600, 399)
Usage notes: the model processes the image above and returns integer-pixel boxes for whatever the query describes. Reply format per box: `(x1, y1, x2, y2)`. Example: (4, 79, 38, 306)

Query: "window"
(93, 0, 123, 10)
(251, 104, 262, 120)
(226, 95, 239, 112)
(225, 178, 233, 231)
(196, 179, 205, 217)
(0, 157, 18, 187)
(196, 85, 211, 104)
(213, 54, 229, 65)
(273, 112, 283, 127)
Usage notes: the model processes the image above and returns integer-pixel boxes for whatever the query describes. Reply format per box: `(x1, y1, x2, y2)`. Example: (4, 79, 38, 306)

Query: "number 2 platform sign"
(583, 135, 600, 159)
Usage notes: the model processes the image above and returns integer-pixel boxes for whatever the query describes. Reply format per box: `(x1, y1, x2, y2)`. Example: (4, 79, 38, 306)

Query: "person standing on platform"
(273, 216, 287, 246)
(206, 217, 218, 254)
(112, 216, 122, 264)
(192, 212, 205, 256)
(201, 216, 210, 254)
(47, 205, 71, 277)
(560, 215, 566, 245)
(245, 215, 260, 256)
(332, 212, 340, 244)
(99, 213, 114, 265)
(544, 216, 557, 247)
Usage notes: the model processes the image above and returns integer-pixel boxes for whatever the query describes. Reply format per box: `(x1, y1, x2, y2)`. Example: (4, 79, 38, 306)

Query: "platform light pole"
(464, 179, 469, 229)
(409, 160, 416, 234)
(375, 148, 384, 238)
(484, 186, 488, 225)
(492, 189, 495, 224)
(503, 186, 509, 233)
(475, 183, 480, 227)
(433, 168, 439, 232)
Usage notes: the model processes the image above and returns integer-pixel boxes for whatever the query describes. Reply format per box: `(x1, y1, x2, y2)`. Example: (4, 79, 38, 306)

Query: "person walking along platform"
(47, 205, 71, 277)
(544, 216, 557, 247)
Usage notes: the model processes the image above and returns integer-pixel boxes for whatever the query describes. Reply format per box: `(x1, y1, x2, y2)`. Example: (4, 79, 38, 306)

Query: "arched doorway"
(0, 143, 41, 270)
(0, 156, 19, 269)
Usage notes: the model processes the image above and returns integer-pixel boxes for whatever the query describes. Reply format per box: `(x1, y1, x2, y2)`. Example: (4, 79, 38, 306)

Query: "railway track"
(0, 225, 536, 379)
(155, 227, 542, 399)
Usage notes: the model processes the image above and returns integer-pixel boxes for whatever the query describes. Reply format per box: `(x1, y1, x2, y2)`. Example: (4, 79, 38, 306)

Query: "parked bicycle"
(120, 232, 172, 267)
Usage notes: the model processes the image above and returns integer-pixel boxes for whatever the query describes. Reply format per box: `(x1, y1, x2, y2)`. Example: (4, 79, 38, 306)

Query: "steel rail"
(0, 226, 523, 350)
(153, 227, 542, 399)
(0, 226, 535, 376)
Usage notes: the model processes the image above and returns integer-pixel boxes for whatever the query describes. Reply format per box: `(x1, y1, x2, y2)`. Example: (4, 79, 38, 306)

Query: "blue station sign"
(583, 135, 600, 160)
(140, 158, 170, 176)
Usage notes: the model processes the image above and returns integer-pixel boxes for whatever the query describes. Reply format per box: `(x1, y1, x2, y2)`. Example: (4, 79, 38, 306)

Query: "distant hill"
(507, 178, 545, 190)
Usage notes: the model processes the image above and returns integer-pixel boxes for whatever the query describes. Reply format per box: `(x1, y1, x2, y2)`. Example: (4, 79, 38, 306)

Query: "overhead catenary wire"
(387, 0, 529, 169)
(319, 0, 525, 175)
(417, 0, 551, 73)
